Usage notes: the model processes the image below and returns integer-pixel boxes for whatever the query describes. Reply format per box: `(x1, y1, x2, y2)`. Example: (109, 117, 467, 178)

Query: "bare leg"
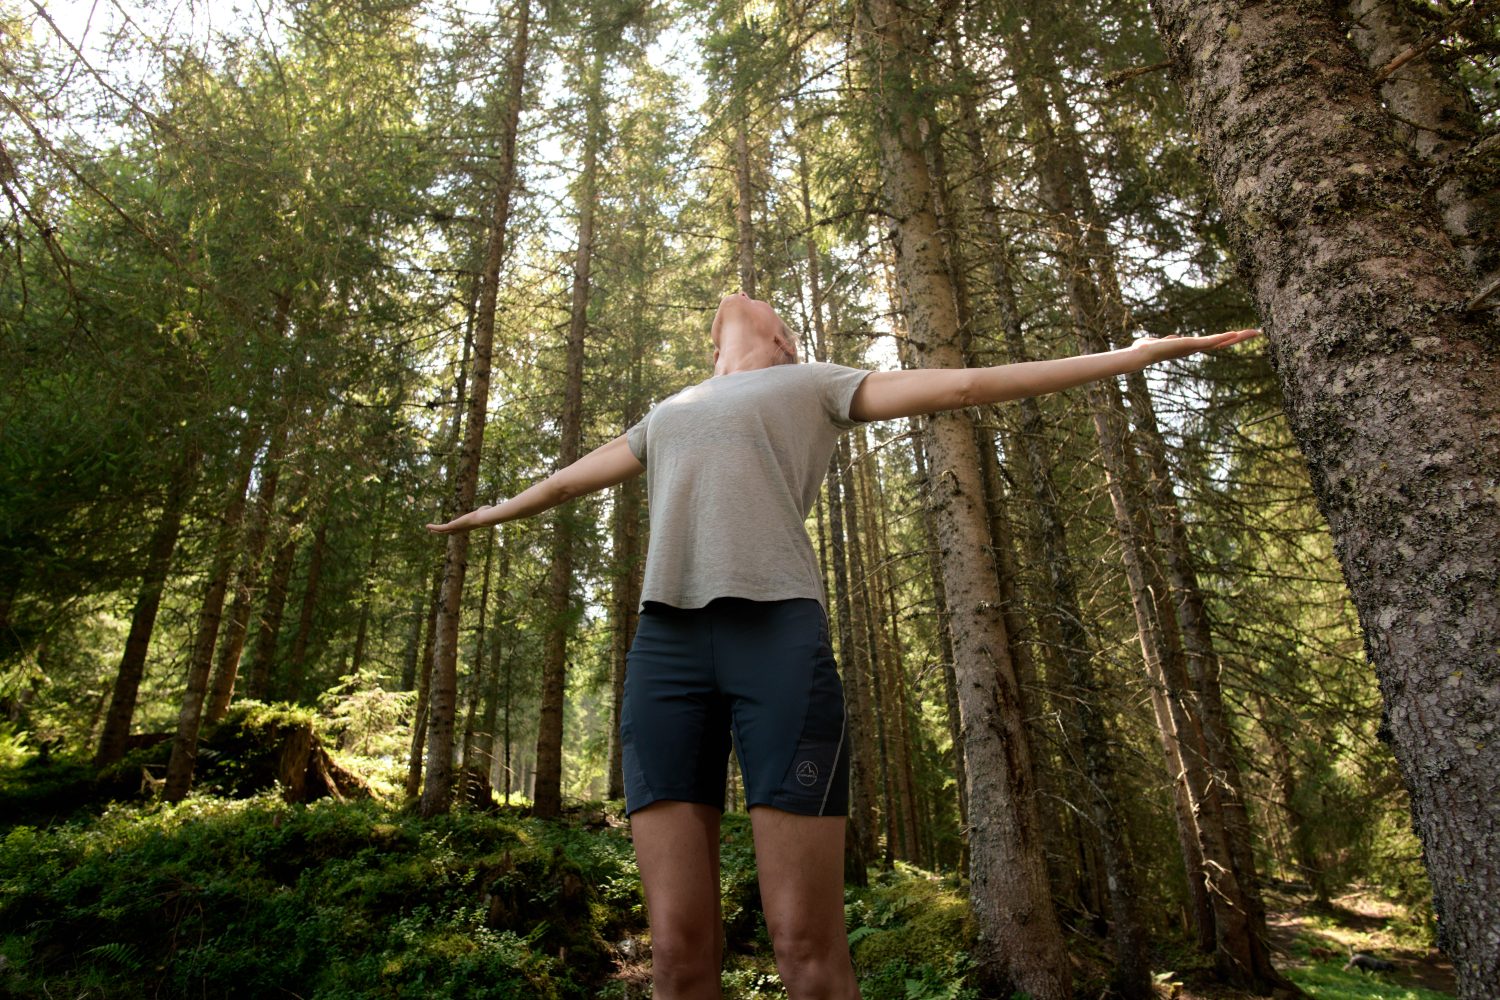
(630, 800, 726, 999)
(749, 805, 861, 1000)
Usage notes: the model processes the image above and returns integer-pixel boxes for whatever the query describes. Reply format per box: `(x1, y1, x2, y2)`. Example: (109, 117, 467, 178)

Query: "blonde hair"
(777, 319, 802, 364)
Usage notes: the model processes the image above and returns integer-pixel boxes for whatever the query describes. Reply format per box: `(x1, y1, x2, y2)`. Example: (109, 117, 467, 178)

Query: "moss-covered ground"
(0, 757, 1452, 999)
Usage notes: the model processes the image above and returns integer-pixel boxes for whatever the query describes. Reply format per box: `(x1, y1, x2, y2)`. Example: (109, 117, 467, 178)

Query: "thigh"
(631, 800, 724, 944)
(716, 599, 848, 817)
(749, 804, 848, 946)
(622, 604, 733, 817)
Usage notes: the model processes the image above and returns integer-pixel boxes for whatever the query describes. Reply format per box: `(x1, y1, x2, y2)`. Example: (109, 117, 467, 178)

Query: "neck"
(714, 354, 776, 377)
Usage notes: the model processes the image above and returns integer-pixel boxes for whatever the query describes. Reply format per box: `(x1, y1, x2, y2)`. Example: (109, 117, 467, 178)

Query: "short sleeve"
(625, 411, 650, 466)
(818, 363, 874, 430)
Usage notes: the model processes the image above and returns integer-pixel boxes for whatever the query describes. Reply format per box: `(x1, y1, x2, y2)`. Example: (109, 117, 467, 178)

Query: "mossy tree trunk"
(1149, 2, 1500, 994)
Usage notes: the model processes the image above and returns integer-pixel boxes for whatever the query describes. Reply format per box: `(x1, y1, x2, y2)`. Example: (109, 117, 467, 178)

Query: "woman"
(427, 291, 1259, 1000)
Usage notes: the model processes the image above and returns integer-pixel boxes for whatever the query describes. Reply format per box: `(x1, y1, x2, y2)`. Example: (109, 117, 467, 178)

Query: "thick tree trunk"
(422, 0, 531, 817)
(532, 43, 600, 820)
(163, 425, 261, 801)
(1149, 3, 1500, 993)
(858, 1, 1070, 992)
(96, 440, 199, 767)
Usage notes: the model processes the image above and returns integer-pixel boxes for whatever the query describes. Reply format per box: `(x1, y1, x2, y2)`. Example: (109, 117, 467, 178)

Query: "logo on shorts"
(795, 760, 819, 787)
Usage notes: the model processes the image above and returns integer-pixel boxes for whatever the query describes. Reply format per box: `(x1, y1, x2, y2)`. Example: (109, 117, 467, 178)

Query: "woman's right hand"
(426, 505, 491, 534)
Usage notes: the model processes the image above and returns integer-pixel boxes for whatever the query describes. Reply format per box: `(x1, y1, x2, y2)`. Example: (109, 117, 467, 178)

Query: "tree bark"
(1158, 1, 1500, 995)
(96, 439, 199, 767)
(1149, 3, 1500, 993)
(857, 1, 1071, 992)
(422, 0, 531, 817)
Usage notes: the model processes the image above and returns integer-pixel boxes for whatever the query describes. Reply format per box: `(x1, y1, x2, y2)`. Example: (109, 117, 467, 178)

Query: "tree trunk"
(1149, 3, 1500, 993)
(734, 117, 756, 296)
(977, 200, 1151, 993)
(349, 490, 390, 677)
(462, 531, 495, 773)
(163, 424, 261, 801)
(532, 41, 599, 820)
(608, 447, 643, 803)
(96, 439, 199, 767)
(406, 564, 443, 800)
(422, 0, 531, 818)
(909, 420, 968, 877)
(478, 542, 512, 780)
(839, 433, 894, 867)
(857, 1, 1070, 992)
(1012, 33, 1272, 978)
(245, 531, 298, 702)
(205, 422, 289, 723)
(283, 519, 328, 703)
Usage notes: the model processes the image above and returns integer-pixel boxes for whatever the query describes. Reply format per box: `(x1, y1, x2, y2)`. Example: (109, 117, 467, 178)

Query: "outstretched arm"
(848, 329, 1260, 422)
(425, 433, 645, 534)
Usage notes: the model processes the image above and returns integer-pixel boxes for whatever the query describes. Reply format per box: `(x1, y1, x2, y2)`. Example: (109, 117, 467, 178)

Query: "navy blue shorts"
(620, 596, 849, 818)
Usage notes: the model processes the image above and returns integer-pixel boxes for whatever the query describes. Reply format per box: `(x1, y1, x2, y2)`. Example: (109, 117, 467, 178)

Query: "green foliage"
(0, 722, 32, 770)
(0, 794, 640, 998)
(1284, 961, 1453, 1000)
(843, 863, 978, 1000)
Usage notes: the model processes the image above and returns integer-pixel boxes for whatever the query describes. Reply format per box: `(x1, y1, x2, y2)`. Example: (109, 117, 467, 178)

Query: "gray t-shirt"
(626, 361, 873, 611)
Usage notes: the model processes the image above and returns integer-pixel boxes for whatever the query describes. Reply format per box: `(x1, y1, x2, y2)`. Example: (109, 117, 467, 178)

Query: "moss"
(0, 794, 643, 998)
(845, 863, 976, 976)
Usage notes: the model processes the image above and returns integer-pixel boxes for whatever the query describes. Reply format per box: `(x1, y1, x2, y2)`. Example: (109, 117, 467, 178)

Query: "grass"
(1286, 961, 1454, 1000)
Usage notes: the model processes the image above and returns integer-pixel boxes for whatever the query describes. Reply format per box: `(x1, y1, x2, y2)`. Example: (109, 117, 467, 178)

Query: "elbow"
(953, 369, 983, 410)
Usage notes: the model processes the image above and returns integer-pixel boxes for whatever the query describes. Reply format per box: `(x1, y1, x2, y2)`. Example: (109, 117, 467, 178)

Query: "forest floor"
(0, 742, 1456, 1000)
(1167, 886, 1455, 1000)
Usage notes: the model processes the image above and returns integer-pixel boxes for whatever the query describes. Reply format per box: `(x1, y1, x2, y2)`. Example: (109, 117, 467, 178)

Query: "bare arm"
(848, 329, 1261, 422)
(425, 433, 645, 534)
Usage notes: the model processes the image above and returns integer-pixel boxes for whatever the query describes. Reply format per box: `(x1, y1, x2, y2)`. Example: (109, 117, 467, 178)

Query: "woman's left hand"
(1129, 328, 1260, 368)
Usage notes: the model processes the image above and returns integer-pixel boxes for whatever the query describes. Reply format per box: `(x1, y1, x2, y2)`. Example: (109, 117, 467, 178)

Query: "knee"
(770, 927, 849, 984)
(650, 924, 722, 982)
